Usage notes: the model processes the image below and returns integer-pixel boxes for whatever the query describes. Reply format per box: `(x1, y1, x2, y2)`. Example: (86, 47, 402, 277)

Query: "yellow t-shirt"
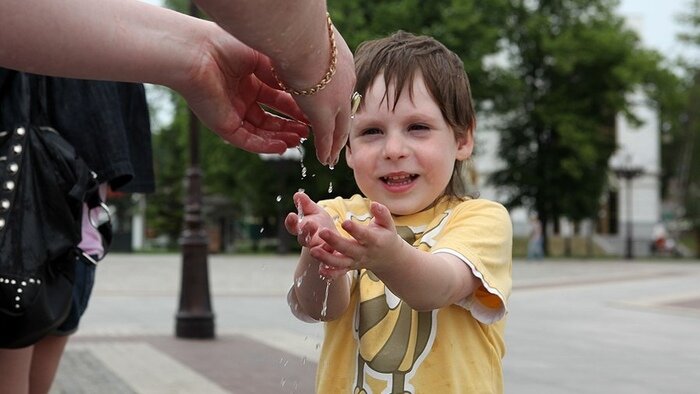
(293, 195, 512, 394)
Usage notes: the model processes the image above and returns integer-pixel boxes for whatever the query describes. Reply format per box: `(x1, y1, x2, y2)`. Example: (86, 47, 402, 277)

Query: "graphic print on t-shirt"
(352, 225, 439, 394)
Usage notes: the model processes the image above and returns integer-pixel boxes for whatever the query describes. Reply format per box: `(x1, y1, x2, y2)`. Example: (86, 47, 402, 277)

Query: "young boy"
(285, 31, 512, 393)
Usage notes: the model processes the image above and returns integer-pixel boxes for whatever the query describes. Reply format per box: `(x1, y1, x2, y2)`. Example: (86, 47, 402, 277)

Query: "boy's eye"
(361, 128, 382, 136)
(408, 124, 429, 131)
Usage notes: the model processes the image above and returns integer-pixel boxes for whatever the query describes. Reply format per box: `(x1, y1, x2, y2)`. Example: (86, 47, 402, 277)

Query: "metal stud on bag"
(0, 127, 19, 240)
(0, 275, 40, 311)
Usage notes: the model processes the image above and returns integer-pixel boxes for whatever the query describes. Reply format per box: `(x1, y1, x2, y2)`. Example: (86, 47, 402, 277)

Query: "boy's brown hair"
(353, 31, 477, 198)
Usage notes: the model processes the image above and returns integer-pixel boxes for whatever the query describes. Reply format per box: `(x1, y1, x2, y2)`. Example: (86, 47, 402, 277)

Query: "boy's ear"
(345, 144, 355, 169)
(455, 128, 474, 161)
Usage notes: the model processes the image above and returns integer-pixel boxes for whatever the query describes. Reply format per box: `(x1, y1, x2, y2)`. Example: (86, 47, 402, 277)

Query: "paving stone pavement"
(49, 254, 700, 393)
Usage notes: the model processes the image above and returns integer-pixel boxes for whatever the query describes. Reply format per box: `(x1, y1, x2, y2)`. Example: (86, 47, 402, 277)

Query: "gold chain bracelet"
(271, 12, 337, 96)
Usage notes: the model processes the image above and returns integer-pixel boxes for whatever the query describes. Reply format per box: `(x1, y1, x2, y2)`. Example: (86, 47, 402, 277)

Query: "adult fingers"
(329, 109, 350, 167)
(254, 78, 310, 126)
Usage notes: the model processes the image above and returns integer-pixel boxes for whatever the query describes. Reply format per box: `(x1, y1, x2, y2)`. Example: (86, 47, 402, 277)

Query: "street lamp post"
(175, 1, 214, 339)
(612, 165, 644, 260)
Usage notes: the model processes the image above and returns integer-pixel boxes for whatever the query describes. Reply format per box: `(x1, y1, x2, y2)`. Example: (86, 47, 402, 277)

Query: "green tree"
(330, 0, 511, 107)
(676, 0, 700, 256)
(490, 0, 663, 255)
(146, 97, 188, 246)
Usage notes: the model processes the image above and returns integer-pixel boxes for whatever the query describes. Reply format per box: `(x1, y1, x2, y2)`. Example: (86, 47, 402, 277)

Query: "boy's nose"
(383, 133, 408, 160)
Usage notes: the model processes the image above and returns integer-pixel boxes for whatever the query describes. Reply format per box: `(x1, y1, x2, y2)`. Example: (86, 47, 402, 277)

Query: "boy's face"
(346, 73, 473, 216)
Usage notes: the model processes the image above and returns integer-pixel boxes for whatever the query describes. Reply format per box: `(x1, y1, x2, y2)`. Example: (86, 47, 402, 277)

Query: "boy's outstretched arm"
(311, 202, 480, 312)
(285, 192, 350, 321)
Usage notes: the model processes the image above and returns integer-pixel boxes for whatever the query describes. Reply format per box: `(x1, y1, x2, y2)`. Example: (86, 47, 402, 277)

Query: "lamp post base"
(176, 313, 215, 338)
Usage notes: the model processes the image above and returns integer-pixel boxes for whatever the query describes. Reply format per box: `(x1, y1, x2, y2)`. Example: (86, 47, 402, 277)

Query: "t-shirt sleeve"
(431, 200, 512, 324)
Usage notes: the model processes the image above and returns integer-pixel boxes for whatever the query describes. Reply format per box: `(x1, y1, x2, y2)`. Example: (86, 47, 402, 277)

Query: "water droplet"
(302, 357, 307, 365)
(259, 227, 265, 234)
(328, 182, 333, 193)
(329, 165, 334, 170)
(298, 146, 307, 179)
(280, 378, 286, 387)
(276, 195, 282, 202)
(296, 200, 304, 222)
(320, 280, 331, 318)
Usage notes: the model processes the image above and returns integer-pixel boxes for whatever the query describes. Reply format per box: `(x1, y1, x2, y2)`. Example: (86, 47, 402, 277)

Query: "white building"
(474, 90, 661, 256)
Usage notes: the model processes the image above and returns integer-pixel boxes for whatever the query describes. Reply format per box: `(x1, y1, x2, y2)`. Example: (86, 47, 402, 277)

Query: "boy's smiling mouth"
(381, 173, 418, 186)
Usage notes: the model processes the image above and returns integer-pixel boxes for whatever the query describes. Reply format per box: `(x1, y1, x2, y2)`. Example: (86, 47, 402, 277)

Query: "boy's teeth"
(383, 174, 415, 184)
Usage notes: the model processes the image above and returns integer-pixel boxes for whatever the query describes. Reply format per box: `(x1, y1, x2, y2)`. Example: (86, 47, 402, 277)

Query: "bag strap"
(27, 75, 114, 253)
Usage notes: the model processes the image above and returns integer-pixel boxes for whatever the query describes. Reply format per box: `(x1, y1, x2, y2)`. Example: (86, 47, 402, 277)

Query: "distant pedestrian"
(527, 214, 544, 260)
(650, 222, 667, 254)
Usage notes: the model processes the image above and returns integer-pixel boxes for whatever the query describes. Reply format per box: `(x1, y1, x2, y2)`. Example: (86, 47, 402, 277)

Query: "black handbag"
(0, 72, 107, 348)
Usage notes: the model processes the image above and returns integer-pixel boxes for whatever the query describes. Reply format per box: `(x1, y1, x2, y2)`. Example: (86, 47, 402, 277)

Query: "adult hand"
(193, 2, 357, 165)
(177, 25, 310, 155)
(294, 30, 355, 166)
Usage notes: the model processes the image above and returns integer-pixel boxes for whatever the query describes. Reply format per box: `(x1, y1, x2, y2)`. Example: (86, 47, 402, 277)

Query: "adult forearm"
(0, 0, 204, 90)
(195, 0, 331, 88)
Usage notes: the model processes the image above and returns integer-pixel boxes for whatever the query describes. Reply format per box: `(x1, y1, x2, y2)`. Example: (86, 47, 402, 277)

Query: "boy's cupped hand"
(311, 201, 400, 275)
(285, 192, 336, 249)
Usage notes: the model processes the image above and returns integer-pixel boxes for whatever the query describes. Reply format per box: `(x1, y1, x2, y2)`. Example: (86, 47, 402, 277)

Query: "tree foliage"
(490, 0, 664, 252)
(145, 96, 187, 245)
(330, 0, 511, 107)
(676, 0, 700, 255)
